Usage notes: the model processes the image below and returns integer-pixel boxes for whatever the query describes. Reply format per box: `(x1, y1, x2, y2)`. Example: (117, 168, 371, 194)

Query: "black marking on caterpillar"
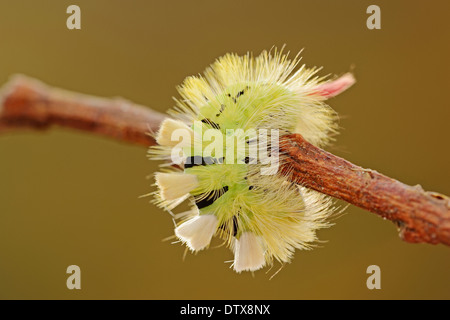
(236, 89, 245, 98)
(215, 104, 226, 117)
(201, 118, 220, 129)
(218, 214, 239, 237)
(226, 93, 235, 103)
(184, 156, 220, 169)
(195, 186, 229, 209)
(232, 215, 238, 236)
(226, 86, 249, 104)
(243, 157, 256, 164)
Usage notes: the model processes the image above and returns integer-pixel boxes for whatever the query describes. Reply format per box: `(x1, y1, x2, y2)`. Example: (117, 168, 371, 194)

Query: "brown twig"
(1, 74, 449, 246)
(0, 74, 166, 146)
(280, 134, 450, 246)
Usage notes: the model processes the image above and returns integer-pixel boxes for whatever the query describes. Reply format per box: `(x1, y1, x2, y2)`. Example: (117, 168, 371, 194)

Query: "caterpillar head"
(149, 48, 354, 274)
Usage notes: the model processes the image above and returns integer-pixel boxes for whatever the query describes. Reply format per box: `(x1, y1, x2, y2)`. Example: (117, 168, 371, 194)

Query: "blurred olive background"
(0, 0, 448, 300)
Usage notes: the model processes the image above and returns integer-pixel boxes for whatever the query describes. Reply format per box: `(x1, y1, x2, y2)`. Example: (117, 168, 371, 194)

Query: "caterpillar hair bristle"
(175, 214, 219, 251)
(233, 232, 266, 273)
(148, 47, 355, 274)
(155, 172, 199, 201)
(156, 118, 193, 147)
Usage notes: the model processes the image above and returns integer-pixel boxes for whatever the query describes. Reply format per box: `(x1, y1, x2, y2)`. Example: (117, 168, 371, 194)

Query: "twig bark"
(280, 134, 450, 246)
(0, 75, 166, 146)
(1, 74, 449, 246)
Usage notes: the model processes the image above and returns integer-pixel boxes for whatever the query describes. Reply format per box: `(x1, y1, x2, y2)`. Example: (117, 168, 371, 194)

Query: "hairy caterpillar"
(149, 48, 354, 273)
